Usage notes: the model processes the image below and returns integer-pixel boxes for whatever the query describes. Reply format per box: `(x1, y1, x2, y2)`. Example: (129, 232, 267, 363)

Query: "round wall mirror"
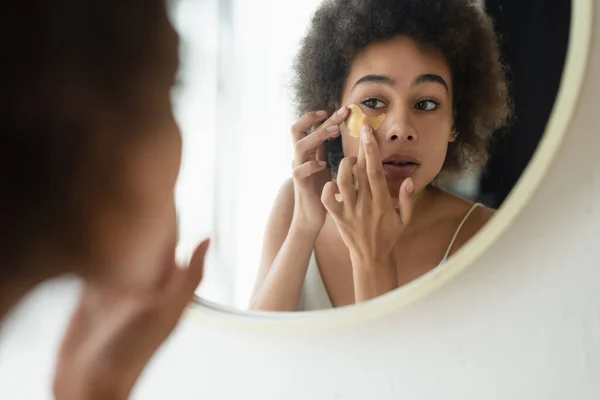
(170, 0, 575, 320)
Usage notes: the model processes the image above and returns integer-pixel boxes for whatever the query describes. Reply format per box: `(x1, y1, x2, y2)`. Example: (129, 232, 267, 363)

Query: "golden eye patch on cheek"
(342, 104, 386, 138)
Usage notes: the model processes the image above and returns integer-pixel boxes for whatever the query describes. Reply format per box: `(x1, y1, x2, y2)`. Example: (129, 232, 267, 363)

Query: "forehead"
(346, 35, 451, 89)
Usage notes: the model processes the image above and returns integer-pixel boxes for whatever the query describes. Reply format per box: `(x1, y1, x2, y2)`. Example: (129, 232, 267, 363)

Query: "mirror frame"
(186, 0, 593, 334)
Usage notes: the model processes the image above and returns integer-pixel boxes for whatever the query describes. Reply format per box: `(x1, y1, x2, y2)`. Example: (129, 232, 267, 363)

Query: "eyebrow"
(352, 73, 449, 92)
(415, 73, 448, 91)
(352, 74, 396, 89)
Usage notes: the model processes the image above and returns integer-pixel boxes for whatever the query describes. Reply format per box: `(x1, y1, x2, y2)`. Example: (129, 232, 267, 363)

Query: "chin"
(385, 179, 403, 197)
(386, 174, 428, 197)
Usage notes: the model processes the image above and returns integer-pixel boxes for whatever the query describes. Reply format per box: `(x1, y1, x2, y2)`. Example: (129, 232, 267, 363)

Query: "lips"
(382, 154, 419, 164)
(381, 154, 419, 179)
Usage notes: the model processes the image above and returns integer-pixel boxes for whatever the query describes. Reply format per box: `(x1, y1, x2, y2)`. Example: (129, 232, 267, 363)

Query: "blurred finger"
(175, 238, 210, 296)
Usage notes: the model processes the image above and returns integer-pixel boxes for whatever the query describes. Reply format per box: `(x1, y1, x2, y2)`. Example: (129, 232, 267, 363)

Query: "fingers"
(292, 160, 327, 181)
(360, 124, 389, 205)
(356, 129, 371, 202)
(293, 107, 349, 166)
(321, 181, 343, 216)
(172, 238, 210, 297)
(291, 110, 328, 144)
(316, 142, 328, 163)
(336, 156, 357, 206)
(294, 124, 339, 165)
(398, 178, 415, 226)
(317, 106, 350, 132)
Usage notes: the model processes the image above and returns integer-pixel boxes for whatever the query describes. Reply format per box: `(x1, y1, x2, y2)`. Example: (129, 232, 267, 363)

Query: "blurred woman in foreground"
(0, 1, 207, 398)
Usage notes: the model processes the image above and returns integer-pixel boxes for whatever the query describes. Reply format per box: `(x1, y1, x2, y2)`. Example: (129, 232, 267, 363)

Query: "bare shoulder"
(436, 191, 495, 255)
(469, 203, 495, 226)
(452, 203, 493, 252)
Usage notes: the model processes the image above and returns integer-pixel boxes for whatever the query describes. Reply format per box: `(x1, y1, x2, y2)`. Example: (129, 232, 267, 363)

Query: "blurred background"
(172, 0, 328, 308)
(171, 0, 570, 309)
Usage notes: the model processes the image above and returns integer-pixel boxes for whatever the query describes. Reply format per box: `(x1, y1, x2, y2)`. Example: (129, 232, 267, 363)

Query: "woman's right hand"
(53, 240, 210, 400)
(291, 106, 349, 232)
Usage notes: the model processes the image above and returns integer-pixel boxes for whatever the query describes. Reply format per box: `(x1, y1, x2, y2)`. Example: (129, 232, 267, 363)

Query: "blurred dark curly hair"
(1, 0, 170, 270)
(292, 0, 511, 179)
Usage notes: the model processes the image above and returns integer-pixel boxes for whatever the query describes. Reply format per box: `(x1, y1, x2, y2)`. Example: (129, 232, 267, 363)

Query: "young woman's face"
(340, 35, 455, 198)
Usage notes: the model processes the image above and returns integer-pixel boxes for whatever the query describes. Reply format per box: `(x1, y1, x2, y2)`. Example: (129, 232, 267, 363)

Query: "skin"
(1, 11, 208, 400)
(251, 35, 494, 311)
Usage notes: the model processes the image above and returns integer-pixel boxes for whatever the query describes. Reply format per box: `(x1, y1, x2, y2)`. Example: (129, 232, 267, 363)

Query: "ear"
(448, 122, 458, 143)
(449, 130, 458, 143)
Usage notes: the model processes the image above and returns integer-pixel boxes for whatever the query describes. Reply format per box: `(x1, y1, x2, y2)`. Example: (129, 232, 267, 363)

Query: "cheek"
(413, 119, 453, 183)
(92, 128, 182, 286)
(419, 116, 452, 151)
(422, 148, 448, 177)
(341, 132, 359, 157)
(427, 140, 450, 173)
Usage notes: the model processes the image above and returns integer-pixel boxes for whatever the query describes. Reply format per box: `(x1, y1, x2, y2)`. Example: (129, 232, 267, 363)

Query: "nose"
(378, 106, 417, 143)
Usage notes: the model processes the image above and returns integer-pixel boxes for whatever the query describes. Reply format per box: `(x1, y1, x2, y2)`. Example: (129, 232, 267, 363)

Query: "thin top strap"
(441, 202, 483, 262)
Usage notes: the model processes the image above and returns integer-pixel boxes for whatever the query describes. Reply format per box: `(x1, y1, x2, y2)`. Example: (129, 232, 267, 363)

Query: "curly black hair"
(0, 0, 170, 270)
(292, 0, 511, 179)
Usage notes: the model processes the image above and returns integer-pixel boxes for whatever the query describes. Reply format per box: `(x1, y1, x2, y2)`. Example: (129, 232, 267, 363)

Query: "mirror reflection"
(171, 0, 570, 311)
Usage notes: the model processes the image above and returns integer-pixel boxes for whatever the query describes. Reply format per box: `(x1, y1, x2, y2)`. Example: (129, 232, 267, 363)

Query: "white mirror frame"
(185, 0, 593, 333)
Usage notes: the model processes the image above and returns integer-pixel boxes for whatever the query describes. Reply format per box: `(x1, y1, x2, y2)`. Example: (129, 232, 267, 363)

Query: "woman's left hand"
(321, 124, 415, 301)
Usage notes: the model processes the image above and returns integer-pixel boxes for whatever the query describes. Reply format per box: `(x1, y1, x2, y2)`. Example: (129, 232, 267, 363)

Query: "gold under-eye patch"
(344, 104, 386, 138)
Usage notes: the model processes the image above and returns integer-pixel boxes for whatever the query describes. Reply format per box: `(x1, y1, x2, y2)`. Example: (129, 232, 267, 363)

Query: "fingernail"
(318, 161, 327, 167)
(337, 106, 347, 115)
(406, 178, 414, 193)
(361, 125, 372, 142)
(327, 125, 339, 133)
(316, 110, 327, 117)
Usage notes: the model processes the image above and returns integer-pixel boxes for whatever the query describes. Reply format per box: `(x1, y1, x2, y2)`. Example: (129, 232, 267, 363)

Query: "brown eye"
(414, 100, 439, 111)
(362, 98, 386, 109)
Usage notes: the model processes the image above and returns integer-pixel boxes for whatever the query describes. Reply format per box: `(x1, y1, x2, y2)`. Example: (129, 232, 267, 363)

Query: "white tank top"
(298, 203, 483, 311)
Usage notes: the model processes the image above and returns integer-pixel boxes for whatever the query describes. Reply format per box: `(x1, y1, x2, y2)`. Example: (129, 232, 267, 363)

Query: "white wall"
(1, 1, 599, 400)
(227, 0, 326, 307)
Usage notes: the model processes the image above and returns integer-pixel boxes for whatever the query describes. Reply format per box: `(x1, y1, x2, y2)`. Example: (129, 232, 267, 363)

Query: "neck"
(405, 185, 446, 228)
